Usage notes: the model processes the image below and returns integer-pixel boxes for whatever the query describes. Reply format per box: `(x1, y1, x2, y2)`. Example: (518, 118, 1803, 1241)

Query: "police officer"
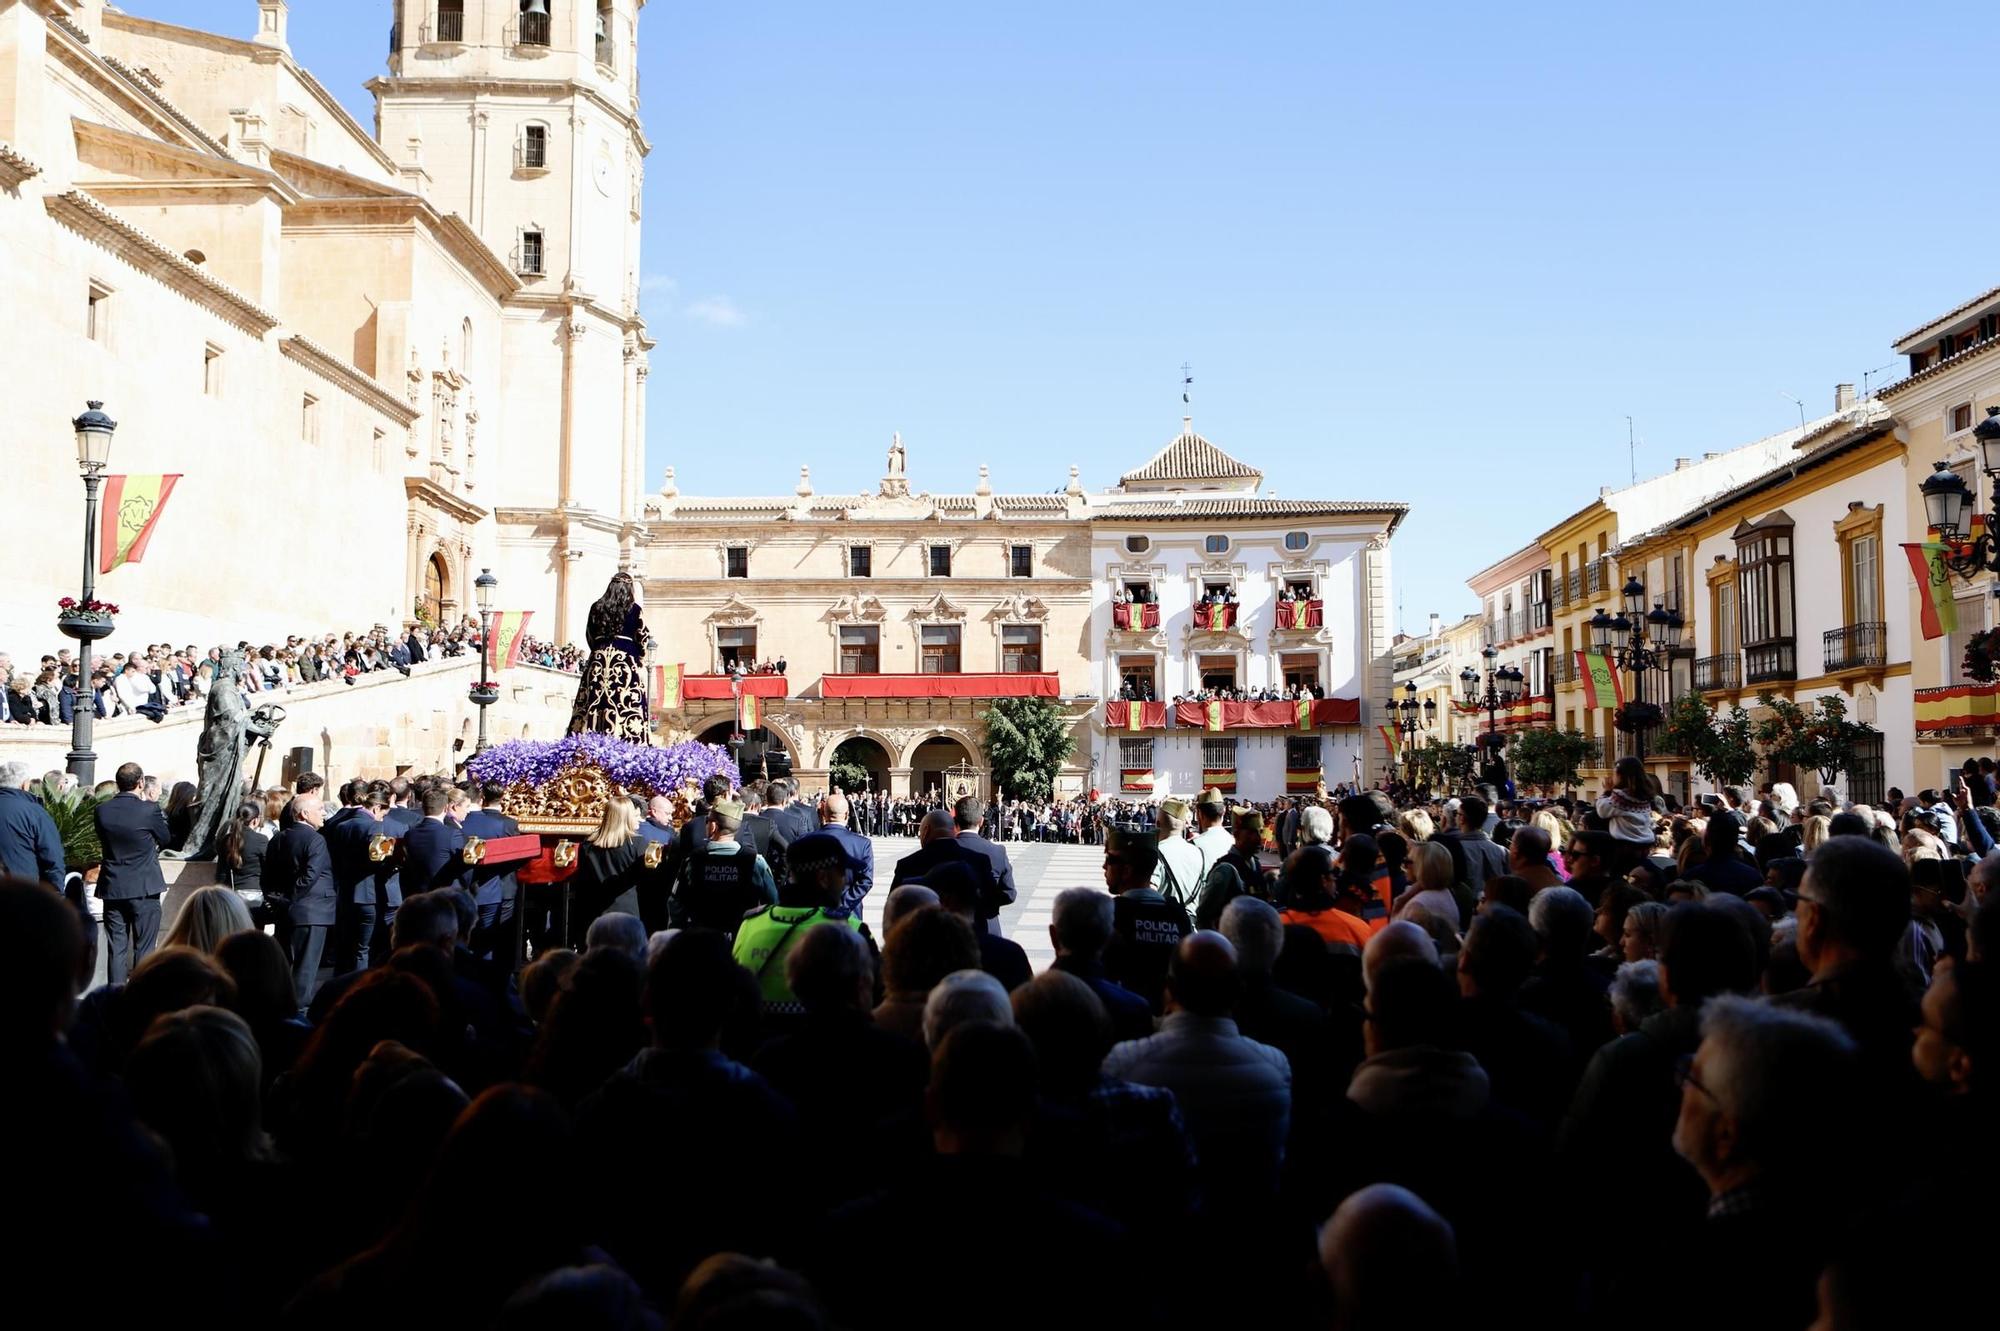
(732, 830, 863, 1018)
(675, 799, 775, 935)
(1101, 827, 1190, 1013)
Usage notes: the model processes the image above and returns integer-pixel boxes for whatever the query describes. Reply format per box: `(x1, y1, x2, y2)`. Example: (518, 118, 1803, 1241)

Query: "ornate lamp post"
(1918, 408, 2000, 577)
(469, 568, 499, 754)
(1590, 576, 1684, 762)
(59, 402, 117, 785)
(1386, 680, 1436, 782)
(1459, 644, 1523, 754)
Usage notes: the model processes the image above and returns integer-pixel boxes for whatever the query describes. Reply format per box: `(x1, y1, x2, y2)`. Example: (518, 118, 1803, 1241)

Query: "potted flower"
(1614, 700, 1664, 734)
(56, 596, 118, 642)
(1962, 627, 2000, 684)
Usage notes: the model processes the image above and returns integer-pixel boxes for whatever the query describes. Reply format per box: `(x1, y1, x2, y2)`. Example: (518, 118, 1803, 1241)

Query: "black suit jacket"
(892, 840, 1003, 920)
(460, 808, 521, 908)
(402, 818, 468, 892)
(324, 811, 387, 906)
(952, 832, 1018, 913)
(268, 823, 337, 926)
(93, 793, 169, 900)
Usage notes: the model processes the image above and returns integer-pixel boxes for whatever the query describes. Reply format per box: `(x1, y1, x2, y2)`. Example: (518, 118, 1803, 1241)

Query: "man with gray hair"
(1049, 887, 1151, 1040)
(0, 759, 63, 888)
(1669, 994, 1859, 1329)
(923, 968, 1013, 1049)
(1520, 885, 1613, 1063)
(1296, 804, 1335, 849)
(585, 911, 648, 960)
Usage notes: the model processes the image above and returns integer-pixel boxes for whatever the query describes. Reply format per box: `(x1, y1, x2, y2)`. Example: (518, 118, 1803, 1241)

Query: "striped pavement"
(859, 836, 1106, 975)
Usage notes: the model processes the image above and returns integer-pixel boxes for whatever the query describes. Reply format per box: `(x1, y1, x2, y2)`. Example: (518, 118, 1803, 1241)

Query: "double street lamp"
(1460, 644, 1524, 750)
(1385, 680, 1436, 780)
(1588, 576, 1684, 761)
(1919, 407, 2000, 576)
(61, 402, 118, 786)
(469, 568, 499, 754)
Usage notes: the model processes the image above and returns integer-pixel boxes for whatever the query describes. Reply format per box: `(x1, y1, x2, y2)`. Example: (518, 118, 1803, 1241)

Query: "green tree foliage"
(1752, 691, 1877, 788)
(1408, 737, 1474, 790)
(979, 697, 1077, 802)
(1506, 728, 1601, 794)
(1663, 693, 1759, 789)
(35, 779, 105, 870)
(827, 761, 871, 793)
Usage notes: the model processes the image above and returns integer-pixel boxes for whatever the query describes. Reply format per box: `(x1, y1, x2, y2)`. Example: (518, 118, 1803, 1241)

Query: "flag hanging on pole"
(489, 610, 534, 670)
(99, 474, 181, 575)
(1296, 698, 1314, 731)
(1204, 701, 1225, 733)
(738, 691, 761, 732)
(1903, 542, 1958, 640)
(1577, 650, 1626, 710)
(1378, 724, 1399, 758)
(654, 662, 683, 709)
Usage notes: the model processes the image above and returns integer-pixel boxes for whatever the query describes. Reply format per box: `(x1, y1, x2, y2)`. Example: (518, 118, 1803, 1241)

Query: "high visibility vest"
(731, 905, 861, 1010)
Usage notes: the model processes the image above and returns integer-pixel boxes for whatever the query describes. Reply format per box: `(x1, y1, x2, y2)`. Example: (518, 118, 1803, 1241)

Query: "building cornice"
(1877, 333, 2000, 401)
(283, 194, 520, 299)
(282, 335, 422, 426)
(44, 17, 235, 161)
(404, 476, 488, 526)
(44, 190, 281, 336)
(72, 118, 301, 206)
(1892, 283, 2000, 353)
(1466, 540, 1550, 596)
(364, 76, 652, 155)
(0, 141, 42, 188)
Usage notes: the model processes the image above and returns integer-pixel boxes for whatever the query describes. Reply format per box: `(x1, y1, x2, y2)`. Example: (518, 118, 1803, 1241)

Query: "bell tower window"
(518, 0, 553, 48)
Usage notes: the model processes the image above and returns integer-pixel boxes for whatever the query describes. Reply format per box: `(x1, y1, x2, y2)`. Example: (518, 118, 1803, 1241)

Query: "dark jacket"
(217, 826, 269, 896)
(459, 808, 521, 909)
(892, 840, 1003, 920)
(400, 817, 468, 892)
(267, 823, 337, 926)
(0, 786, 65, 887)
(953, 830, 1019, 915)
(1050, 956, 1154, 1042)
(323, 811, 388, 906)
(93, 792, 169, 900)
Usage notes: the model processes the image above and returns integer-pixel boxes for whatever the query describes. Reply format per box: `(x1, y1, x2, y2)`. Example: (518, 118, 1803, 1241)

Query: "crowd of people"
(0, 741, 1991, 1327)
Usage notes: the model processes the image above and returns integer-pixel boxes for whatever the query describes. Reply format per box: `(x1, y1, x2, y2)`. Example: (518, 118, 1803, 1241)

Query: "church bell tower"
(373, 0, 653, 640)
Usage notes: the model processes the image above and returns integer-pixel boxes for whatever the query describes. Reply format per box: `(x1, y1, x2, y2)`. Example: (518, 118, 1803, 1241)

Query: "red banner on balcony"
(1275, 599, 1323, 630)
(1105, 701, 1168, 730)
(1112, 602, 1160, 630)
(1915, 682, 2000, 733)
(1171, 699, 1361, 730)
(1193, 603, 1236, 630)
(821, 673, 1061, 699)
(682, 674, 789, 700)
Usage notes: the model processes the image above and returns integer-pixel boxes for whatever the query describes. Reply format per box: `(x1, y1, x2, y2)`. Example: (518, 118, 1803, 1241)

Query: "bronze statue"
(174, 651, 278, 859)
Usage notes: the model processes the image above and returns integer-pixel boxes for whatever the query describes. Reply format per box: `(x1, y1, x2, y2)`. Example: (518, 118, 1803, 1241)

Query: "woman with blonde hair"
(1393, 839, 1462, 931)
(574, 796, 646, 939)
(1530, 808, 1571, 876)
(1799, 813, 1832, 855)
(164, 885, 257, 955)
(1395, 808, 1435, 843)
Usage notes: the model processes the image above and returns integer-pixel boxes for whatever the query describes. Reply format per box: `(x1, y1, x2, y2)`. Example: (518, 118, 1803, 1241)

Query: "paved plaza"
(855, 836, 1105, 975)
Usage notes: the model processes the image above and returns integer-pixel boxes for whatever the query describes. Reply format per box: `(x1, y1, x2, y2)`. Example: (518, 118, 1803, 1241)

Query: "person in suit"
(94, 762, 170, 983)
(401, 786, 469, 892)
(950, 796, 1017, 936)
(266, 794, 336, 1010)
(814, 791, 875, 915)
(461, 781, 522, 959)
(324, 783, 393, 973)
(893, 811, 1003, 932)
(760, 779, 816, 888)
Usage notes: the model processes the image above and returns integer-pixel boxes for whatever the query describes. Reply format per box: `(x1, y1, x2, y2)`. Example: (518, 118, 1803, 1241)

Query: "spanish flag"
(653, 662, 683, 710)
(1577, 651, 1626, 710)
(738, 691, 761, 732)
(490, 610, 534, 670)
(99, 474, 181, 575)
(1120, 767, 1154, 792)
(1204, 701, 1225, 732)
(1202, 767, 1237, 793)
(1903, 542, 1958, 640)
(1286, 768, 1322, 792)
(1378, 724, 1399, 757)
(1296, 698, 1314, 731)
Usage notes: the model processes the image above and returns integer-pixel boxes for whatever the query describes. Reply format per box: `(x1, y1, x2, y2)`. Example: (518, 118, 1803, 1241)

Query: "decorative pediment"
(705, 595, 761, 624)
(822, 594, 889, 623)
(906, 593, 967, 622)
(986, 595, 1051, 622)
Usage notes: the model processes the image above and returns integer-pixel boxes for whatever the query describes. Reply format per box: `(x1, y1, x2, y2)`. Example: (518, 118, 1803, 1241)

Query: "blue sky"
(131, 2, 2000, 623)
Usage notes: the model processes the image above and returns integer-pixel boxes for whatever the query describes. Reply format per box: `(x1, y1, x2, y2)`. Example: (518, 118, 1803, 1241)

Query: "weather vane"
(1181, 362, 1194, 407)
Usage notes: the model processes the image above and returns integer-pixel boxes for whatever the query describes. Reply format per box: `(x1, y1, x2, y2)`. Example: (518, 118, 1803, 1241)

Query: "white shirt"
(113, 671, 152, 715)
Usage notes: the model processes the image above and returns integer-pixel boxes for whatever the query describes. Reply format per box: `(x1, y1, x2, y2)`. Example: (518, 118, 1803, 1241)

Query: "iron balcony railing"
(1744, 639, 1797, 687)
(518, 9, 552, 45)
(1823, 621, 1887, 673)
(1694, 653, 1741, 693)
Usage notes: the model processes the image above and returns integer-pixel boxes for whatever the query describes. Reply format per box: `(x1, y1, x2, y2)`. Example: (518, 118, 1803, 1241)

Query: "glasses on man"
(1674, 1054, 1717, 1103)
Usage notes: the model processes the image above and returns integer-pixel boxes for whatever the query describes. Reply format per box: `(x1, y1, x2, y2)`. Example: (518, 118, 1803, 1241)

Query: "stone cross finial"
(660, 466, 678, 498)
(796, 465, 813, 498)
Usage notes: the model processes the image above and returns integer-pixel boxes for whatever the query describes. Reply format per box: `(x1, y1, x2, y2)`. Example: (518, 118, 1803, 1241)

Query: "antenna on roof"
(1779, 392, 1807, 434)
(1180, 362, 1193, 410)
(1626, 416, 1636, 486)
(1861, 363, 1894, 399)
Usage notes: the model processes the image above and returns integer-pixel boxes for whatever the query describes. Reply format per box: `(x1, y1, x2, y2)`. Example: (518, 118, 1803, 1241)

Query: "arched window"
(595, 1, 615, 66)
(517, 121, 550, 171)
(461, 317, 473, 370)
(422, 553, 448, 624)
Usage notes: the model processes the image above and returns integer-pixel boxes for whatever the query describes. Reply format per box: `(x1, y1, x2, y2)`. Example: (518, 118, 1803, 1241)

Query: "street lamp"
(59, 401, 117, 785)
(469, 568, 499, 753)
(1916, 408, 2000, 579)
(1595, 577, 1684, 762)
(1387, 680, 1433, 783)
(1463, 644, 1522, 755)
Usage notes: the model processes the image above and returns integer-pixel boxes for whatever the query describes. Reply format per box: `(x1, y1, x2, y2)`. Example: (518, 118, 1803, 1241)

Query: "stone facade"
(0, 0, 646, 656)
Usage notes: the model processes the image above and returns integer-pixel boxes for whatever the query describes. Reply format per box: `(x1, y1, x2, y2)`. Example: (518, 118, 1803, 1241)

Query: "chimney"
(1674, 457, 1692, 470)
(254, 0, 290, 53)
(1428, 612, 1441, 639)
(1834, 383, 1856, 411)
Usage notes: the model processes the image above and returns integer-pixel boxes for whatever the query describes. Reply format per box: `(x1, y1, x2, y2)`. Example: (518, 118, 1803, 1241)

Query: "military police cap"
(709, 799, 744, 831)
(787, 832, 848, 874)
(1195, 787, 1228, 812)
(1160, 797, 1191, 822)
(1231, 807, 1265, 833)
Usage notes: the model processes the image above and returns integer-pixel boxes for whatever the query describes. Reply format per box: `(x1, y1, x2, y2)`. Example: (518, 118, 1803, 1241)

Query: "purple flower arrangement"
(468, 732, 739, 796)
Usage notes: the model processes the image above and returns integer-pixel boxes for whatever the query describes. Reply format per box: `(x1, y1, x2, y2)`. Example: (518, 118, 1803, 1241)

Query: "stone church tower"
(374, 0, 653, 639)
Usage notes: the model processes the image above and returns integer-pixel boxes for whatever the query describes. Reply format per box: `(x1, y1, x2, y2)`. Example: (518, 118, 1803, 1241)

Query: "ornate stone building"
(642, 423, 1406, 802)
(0, 0, 648, 652)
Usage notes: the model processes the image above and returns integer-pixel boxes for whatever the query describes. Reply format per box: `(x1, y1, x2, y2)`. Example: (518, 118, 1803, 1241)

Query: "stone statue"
(887, 432, 906, 477)
(174, 651, 278, 860)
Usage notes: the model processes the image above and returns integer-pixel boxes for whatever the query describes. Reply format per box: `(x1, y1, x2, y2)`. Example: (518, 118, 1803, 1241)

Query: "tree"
(827, 761, 870, 793)
(1507, 728, 1601, 795)
(1663, 693, 1759, 790)
(1752, 692, 1877, 790)
(1408, 737, 1474, 790)
(979, 697, 1077, 802)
